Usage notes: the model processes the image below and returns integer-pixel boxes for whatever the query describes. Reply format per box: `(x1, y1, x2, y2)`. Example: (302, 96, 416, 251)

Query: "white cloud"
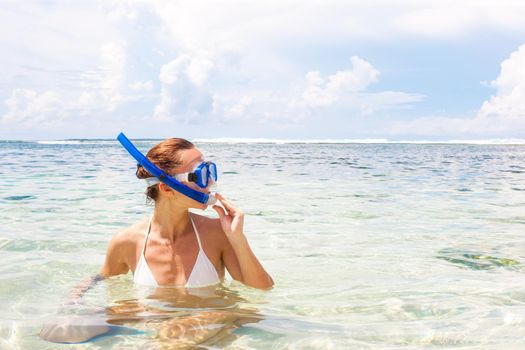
(187, 56, 214, 87)
(0, 2, 117, 74)
(288, 56, 422, 117)
(138, 0, 525, 54)
(211, 89, 289, 124)
(2, 41, 129, 125)
(154, 54, 214, 122)
(129, 81, 153, 91)
(2, 1, 525, 138)
(350, 91, 426, 115)
(478, 44, 525, 121)
(388, 43, 525, 138)
(291, 56, 380, 108)
(3, 89, 64, 125)
(158, 56, 186, 85)
(207, 56, 423, 126)
(98, 43, 127, 111)
(394, 1, 525, 38)
(229, 96, 253, 116)
(394, 7, 476, 38)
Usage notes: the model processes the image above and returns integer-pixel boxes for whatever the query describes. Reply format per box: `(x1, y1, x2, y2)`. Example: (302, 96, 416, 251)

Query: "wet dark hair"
(135, 138, 195, 202)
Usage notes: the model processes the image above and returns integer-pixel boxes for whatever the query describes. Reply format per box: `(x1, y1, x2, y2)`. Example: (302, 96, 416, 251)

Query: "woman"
(40, 136, 273, 344)
(102, 136, 274, 289)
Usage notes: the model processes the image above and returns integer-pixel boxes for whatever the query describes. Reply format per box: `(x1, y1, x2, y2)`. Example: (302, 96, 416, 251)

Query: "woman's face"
(159, 147, 213, 209)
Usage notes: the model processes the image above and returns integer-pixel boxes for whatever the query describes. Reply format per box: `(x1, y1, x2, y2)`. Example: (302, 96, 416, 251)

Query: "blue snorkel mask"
(117, 132, 217, 206)
(143, 161, 218, 190)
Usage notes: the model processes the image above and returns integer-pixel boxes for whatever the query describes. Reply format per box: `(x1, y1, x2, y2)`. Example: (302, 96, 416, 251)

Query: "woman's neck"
(151, 201, 191, 242)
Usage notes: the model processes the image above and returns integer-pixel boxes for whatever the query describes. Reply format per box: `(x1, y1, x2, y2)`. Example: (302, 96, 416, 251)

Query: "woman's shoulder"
(110, 217, 149, 248)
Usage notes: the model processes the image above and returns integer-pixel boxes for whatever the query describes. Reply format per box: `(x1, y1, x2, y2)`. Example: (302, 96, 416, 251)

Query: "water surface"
(0, 140, 524, 349)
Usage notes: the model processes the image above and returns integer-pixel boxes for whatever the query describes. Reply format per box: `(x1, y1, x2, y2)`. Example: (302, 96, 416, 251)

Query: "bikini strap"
(141, 216, 153, 256)
(189, 216, 203, 251)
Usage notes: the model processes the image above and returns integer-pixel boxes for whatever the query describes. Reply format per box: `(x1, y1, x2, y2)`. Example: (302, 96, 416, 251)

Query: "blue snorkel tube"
(117, 132, 217, 206)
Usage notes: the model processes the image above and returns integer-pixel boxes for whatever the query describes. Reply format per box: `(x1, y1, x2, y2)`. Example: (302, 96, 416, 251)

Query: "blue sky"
(1, 1, 525, 140)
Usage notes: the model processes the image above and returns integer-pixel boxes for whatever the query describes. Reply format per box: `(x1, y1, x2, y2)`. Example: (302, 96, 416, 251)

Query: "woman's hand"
(212, 193, 274, 289)
(212, 193, 244, 240)
(40, 315, 110, 343)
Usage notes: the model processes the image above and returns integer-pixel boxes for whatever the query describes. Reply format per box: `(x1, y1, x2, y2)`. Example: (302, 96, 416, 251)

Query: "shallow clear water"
(0, 140, 524, 349)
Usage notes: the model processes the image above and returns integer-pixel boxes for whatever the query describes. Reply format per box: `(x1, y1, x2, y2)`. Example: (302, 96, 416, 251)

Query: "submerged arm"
(40, 231, 131, 344)
(40, 274, 108, 343)
(66, 274, 105, 305)
(64, 229, 130, 305)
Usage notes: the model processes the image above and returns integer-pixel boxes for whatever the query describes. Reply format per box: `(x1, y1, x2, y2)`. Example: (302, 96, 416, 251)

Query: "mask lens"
(209, 163, 217, 182)
(199, 163, 208, 188)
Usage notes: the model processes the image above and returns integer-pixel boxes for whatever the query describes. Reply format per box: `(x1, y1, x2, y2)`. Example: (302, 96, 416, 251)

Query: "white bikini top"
(133, 215, 221, 288)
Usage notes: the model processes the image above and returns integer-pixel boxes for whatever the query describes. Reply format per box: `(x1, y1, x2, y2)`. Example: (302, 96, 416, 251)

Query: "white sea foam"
(36, 140, 83, 144)
(36, 140, 120, 145)
(192, 138, 525, 145)
(193, 137, 389, 144)
(27, 138, 525, 145)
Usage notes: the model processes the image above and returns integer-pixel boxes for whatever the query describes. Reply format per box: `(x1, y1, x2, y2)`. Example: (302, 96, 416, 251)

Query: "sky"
(1, 0, 525, 141)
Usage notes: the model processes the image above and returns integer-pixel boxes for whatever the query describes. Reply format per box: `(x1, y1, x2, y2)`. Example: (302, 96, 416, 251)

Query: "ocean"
(0, 140, 524, 349)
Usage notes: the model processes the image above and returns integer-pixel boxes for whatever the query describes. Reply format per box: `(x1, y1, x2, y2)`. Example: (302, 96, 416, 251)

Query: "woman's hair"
(136, 138, 195, 202)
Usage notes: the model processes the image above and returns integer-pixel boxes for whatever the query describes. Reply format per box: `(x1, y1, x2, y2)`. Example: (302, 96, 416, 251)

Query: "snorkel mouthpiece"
(206, 193, 217, 206)
(116, 132, 214, 206)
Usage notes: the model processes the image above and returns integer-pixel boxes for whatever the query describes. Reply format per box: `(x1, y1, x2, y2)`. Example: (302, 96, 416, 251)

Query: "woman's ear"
(158, 182, 172, 193)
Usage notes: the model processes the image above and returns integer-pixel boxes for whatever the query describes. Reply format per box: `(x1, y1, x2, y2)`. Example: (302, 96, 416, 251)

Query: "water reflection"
(41, 284, 264, 348)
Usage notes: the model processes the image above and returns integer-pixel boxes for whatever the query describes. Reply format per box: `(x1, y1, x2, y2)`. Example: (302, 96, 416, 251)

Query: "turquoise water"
(1, 140, 524, 349)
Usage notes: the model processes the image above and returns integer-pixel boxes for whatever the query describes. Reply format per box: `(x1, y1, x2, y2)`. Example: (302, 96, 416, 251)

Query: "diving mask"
(144, 161, 218, 189)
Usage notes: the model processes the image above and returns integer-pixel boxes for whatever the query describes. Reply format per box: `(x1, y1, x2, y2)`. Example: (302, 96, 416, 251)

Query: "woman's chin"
(190, 200, 208, 211)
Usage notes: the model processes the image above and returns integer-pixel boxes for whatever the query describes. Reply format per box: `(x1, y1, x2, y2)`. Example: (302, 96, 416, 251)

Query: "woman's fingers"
(216, 193, 241, 215)
(212, 205, 227, 218)
(214, 194, 245, 236)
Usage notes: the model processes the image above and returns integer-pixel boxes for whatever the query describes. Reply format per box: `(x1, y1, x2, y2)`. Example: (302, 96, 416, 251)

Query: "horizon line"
(1, 137, 525, 145)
